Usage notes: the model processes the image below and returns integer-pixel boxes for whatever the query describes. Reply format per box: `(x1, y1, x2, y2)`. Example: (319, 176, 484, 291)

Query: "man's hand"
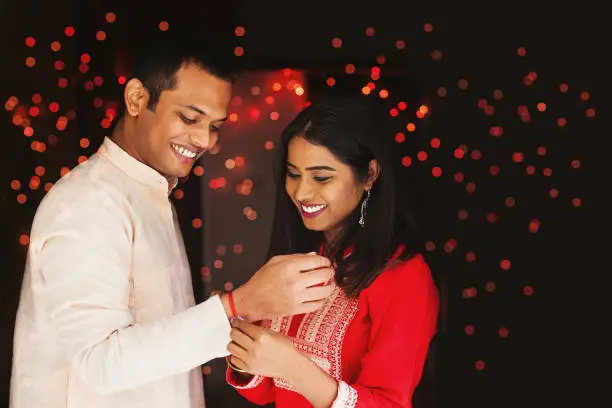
(228, 253, 335, 321)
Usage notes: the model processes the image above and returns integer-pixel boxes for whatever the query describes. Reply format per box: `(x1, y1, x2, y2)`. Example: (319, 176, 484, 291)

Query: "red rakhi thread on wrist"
(228, 291, 238, 320)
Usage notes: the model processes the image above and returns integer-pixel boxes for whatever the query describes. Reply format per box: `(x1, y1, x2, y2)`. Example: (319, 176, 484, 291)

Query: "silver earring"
(359, 189, 371, 227)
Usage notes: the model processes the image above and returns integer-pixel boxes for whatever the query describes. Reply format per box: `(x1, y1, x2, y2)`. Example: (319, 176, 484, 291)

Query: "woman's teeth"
(301, 204, 327, 213)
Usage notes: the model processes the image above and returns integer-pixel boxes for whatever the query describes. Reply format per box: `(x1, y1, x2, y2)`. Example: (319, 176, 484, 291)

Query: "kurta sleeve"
(29, 182, 232, 395)
(331, 256, 439, 408)
(226, 369, 276, 405)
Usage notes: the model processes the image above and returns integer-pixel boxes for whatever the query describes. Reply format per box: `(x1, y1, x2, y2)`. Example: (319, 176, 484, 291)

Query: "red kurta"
(227, 251, 439, 408)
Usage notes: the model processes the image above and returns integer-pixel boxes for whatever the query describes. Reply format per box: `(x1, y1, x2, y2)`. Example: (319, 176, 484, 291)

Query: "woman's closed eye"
(313, 176, 331, 183)
(287, 172, 331, 183)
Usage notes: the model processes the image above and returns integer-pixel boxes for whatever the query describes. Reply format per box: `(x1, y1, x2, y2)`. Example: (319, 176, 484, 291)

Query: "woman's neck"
(323, 229, 339, 249)
(323, 224, 350, 253)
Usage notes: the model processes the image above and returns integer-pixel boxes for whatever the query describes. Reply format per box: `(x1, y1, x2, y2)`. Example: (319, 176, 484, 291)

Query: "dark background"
(1, 1, 606, 407)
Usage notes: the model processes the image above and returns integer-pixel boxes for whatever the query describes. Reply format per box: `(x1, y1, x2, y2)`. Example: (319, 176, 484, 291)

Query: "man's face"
(131, 64, 231, 178)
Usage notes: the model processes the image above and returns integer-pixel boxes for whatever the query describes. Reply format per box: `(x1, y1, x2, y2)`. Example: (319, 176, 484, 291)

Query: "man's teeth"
(302, 204, 327, 213)
(172, 144, 197, 159)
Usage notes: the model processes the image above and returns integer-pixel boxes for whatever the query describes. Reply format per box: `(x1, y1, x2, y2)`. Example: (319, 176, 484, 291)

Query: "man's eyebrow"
(183, 105, 206, 115)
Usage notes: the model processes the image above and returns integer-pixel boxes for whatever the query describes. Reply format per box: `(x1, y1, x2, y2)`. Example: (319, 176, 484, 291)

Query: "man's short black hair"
(129, 30, 241, 110)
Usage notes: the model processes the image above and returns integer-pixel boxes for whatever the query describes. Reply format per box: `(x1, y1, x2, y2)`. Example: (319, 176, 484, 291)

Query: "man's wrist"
(221, 285, 255, 322)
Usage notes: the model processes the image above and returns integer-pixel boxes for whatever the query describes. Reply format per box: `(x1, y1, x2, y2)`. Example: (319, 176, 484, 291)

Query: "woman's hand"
(227, 319, 302, 380)
(227, 319, 340, 408)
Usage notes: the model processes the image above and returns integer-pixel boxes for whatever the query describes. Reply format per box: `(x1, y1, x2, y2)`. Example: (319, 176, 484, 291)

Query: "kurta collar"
(98, 137, 178, 196)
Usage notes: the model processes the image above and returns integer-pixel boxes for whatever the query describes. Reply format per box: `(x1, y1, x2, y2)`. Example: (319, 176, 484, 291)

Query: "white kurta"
(11, 137, 231, 408)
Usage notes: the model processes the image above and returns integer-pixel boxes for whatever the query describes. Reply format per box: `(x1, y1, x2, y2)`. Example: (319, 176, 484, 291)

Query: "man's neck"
(110, 120, 178, 193)
(110, 120, 146, 165)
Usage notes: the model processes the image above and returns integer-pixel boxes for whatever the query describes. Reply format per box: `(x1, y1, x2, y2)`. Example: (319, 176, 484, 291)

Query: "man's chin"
(156, 162, 191, 180)
(169, 167, 191, 179)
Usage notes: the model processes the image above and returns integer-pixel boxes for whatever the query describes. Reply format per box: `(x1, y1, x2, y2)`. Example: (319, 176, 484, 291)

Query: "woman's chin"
(301, 219, 326, 232)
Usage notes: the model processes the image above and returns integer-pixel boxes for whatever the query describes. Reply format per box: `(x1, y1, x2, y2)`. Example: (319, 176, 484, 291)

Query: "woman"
(225, 96, 439, 408)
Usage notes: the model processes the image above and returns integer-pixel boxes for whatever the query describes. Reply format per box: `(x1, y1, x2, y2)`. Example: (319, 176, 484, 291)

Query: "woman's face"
(285, 136, 374, 242)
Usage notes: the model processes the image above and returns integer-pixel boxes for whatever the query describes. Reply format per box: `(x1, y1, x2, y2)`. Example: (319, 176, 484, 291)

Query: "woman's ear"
(364, 159, 380, 190)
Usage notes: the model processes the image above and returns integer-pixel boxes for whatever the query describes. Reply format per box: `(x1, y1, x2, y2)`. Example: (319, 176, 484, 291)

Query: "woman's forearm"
(283, 351, 339, 408)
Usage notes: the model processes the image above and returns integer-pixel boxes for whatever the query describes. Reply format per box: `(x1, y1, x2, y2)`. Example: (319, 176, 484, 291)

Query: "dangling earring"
(359, 189, 371, 227)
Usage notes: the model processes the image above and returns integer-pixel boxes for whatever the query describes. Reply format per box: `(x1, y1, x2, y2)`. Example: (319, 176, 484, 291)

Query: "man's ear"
(124, 78, 149, 117)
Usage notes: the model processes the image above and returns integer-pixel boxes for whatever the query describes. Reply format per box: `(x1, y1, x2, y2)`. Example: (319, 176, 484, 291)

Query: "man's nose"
(189, 128, 210, 150)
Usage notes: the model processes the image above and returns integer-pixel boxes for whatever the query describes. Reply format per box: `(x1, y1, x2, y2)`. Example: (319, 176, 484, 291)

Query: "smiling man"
(113, 55, 231, 179)
(10, 34, 335, 408)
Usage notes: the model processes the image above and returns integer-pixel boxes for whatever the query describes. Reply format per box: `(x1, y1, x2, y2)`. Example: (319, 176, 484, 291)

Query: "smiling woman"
(270, 96, 422, 296)
(226, 96, 439, 408)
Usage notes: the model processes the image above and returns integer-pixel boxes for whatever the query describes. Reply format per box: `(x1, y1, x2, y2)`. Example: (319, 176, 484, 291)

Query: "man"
(10, 34, 334, 408)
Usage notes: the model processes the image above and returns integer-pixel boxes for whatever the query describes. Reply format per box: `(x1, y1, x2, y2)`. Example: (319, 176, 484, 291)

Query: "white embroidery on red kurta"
(331, 381, 358, 408)
(268, 286, 359, 393)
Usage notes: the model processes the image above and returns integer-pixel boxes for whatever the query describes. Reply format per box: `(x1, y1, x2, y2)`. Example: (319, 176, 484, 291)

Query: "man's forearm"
(53, 296, 231, 394)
